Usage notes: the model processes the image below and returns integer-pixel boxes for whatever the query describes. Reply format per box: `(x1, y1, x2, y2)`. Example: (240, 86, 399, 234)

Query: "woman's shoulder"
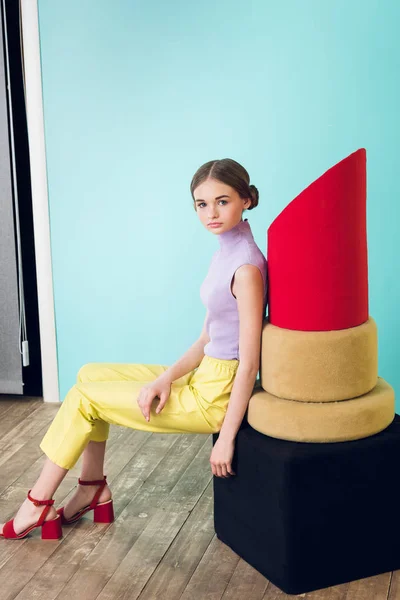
(237, 239, 267, 270)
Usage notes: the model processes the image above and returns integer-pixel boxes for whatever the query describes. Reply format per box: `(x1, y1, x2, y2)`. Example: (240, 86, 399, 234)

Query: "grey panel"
(0, 6, 23, 394)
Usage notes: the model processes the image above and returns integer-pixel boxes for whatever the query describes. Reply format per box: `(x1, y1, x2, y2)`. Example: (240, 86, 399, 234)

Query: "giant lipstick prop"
(247, 148, 395, 442)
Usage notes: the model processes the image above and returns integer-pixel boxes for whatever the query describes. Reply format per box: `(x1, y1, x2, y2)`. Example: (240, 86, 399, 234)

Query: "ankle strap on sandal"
(78, 475, 107, 486)
(27, 490, 55, 507)
(77, 475, 108, 511)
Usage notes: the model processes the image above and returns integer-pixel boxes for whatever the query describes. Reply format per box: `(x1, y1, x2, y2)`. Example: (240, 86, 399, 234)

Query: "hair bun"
(248, 184, 259, 209)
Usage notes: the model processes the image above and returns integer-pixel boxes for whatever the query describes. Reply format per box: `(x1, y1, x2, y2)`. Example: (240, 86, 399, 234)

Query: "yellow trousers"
(39, 354, 239, 470)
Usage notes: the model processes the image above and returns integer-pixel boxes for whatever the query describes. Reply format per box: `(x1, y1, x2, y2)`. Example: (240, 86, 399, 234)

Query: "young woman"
(0, 158, 268, 540)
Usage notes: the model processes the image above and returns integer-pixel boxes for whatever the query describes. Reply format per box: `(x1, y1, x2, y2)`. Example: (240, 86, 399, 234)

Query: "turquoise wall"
(37, 0, 400, 404)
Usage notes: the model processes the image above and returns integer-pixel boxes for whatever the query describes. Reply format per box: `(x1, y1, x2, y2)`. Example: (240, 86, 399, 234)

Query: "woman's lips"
(208, 223, 222, 228)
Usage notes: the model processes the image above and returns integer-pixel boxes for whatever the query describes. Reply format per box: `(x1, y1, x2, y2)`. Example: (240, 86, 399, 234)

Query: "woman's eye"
(198, 200, 227, 208)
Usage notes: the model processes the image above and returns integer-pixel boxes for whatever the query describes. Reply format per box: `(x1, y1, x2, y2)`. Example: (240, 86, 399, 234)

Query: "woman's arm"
(218, 265, 264, 442)
(157, 311, 210, 384)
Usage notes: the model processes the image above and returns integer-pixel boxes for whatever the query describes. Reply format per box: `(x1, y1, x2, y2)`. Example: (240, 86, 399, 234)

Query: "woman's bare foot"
(0, 497, 58, 536)
(62, 482, 112, 520)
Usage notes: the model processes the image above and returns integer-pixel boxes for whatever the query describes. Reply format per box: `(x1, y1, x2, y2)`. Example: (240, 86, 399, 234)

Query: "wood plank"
(261, 571, 392, 599)
(0, 398, 43, 439)
(0, 397, 22, 418)
(220, 558, 269, 599)
(6, 431, 182, 600)
(52, 434, 211, 600)
(0, 404, 58, 468)
(89, 435, 213, 600)
(343, 572, 391, 600)
(0, 421, 57, 502)
(0, 399, 397, 600)
(0, 420, 141, 531)
(137, 479, 216, 600)
(0, 403, 67, 450)
(0, 400, 55, 448)
(261, 581, 307, 599)
(0, 415, 61, 495)
(0, 410, 131, 502)
(0, 425, 150, 578)
(179, 535, 240, 600)
(388, 571, 398, 599)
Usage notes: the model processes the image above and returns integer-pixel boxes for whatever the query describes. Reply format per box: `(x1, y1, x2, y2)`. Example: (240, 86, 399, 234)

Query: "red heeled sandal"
(0, 490, 63, 540)
(57, 475, 114, 525)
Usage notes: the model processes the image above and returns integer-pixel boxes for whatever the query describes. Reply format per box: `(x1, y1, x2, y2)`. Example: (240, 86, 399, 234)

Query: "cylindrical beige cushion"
(260, 316, 378, 402)
(247, 377, 395, 442)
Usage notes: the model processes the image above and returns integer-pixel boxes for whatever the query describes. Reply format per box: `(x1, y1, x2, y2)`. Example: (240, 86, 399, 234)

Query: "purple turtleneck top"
(199, 218, 268, 360)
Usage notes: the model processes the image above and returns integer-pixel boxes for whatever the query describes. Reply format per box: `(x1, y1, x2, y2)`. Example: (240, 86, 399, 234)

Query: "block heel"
(93, 499, 114, 523)
(41, 515, 63, 539)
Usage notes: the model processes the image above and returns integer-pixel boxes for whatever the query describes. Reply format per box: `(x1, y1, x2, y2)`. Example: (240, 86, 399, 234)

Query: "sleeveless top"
(199, 218, 268, 360)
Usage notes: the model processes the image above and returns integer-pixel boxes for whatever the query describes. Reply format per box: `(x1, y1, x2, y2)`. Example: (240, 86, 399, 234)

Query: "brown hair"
(190, 158, 259, 211)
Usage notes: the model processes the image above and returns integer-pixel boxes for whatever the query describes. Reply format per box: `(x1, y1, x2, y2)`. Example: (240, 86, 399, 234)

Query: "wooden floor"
(0, 397, 399, 600)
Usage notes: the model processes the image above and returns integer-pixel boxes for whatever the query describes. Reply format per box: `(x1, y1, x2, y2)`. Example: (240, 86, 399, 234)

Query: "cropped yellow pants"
(39, 354, 239, 470)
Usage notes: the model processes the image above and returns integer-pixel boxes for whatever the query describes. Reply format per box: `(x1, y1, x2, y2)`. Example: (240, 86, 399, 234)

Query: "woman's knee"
(76, 363, 97, 383)
(65, 384, 99, 423)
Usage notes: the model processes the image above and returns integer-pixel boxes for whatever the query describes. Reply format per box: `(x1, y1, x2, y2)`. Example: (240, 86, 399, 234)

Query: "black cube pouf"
(212, 413, 400, 595)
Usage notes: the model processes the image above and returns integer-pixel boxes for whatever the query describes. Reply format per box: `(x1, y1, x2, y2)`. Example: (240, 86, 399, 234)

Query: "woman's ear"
(244, 197, 252, 210)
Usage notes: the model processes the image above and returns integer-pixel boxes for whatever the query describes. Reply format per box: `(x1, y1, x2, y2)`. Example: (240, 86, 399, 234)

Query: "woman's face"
(193, 178, 251, 235)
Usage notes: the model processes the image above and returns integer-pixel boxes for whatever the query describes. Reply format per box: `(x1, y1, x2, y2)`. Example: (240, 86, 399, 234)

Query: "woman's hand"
(136, 377, 172, 422)
(210, 437, 236, 478)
